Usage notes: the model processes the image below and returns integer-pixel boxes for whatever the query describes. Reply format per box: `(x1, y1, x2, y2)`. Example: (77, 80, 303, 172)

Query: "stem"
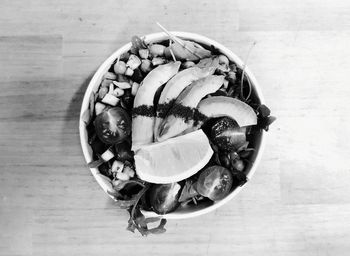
(240, 41, 256, 101)
(130, 184, 150, 225)
(169, 48, 177, 62)
(87, 158, 104, 168)
(156, 22, 201, 58)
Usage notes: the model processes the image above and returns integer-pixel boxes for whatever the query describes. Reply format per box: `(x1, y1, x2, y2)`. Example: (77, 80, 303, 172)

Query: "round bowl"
(79, 32, 265, 220)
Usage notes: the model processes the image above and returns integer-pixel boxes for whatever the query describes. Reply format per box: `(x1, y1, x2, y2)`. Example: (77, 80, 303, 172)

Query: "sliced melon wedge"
(134, 129, 213, 184)
(197, 96, 257, 127)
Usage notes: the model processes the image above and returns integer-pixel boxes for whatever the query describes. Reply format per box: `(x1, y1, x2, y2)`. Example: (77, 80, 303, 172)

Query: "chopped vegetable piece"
(139, 49, 150, 59)
(123, 165, 135, 178)
(111, 160, 124, 173)
(223, 79, 229, 89)
(95, 102, 107, 115)
(113, 81, 131, 89)
(114, 61, 127, 75)
(116, 172, 130, 181)
(151, 57, 166, 66)
(98, 87, 108, 100)
(102, 94, 120, 106)
(218, 55, 229, 65)
(127, 54, 142, 70)
(125, 67, 134, 76)
(103, 72, 117, 80)
(101, 148, 114, 162)
(101, 79, 113, 88)
(108, 83, 114, 94)
(113, 88, 124, 97)
(149, 44, 166, 57)
(131, 82, 140, 96)
(140, 59, 152, 73)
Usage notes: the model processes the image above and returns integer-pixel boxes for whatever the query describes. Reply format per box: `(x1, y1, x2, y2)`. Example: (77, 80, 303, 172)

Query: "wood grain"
(1, 0, 350, 255)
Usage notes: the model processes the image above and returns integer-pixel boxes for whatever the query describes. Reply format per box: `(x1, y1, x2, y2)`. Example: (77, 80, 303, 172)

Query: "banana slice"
(157, 75, 224, 141)
(132, 61, 181, 150)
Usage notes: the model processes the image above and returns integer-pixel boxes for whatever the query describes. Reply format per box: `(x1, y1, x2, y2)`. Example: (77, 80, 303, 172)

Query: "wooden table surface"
(1, 0, 350, 255)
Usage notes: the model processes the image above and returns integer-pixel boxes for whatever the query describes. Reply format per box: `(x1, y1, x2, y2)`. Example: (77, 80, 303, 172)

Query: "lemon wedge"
(134, 129, 213, 184)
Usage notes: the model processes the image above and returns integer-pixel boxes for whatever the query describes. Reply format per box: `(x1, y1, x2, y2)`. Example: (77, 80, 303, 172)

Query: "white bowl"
(79, 32, 265, 220)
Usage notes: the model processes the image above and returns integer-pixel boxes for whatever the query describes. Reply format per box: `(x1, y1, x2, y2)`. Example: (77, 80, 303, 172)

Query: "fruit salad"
(83, 32, 275, 235)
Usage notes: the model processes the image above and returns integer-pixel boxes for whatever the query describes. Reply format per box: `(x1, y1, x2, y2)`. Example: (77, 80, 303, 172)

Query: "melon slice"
(134, 129, 213, 184)
(197, 96, 257, 127)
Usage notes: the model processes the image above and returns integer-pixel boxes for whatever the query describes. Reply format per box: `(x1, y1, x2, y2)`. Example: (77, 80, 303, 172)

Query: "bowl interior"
(79, 32, 265, 219)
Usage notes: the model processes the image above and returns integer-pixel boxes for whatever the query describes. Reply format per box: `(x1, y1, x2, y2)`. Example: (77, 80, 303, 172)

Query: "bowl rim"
(79, 31, 265, 219)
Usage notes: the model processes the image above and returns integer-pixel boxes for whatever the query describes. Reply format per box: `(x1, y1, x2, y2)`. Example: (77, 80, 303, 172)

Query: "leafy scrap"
(256, 104, 276, 131)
